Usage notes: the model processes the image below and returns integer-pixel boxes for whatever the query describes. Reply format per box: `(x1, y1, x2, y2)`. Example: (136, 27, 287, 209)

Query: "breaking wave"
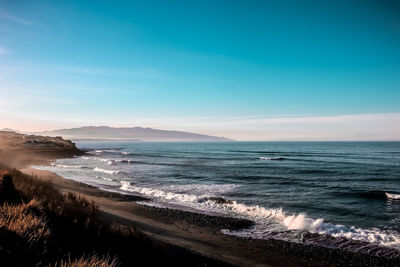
(80, 156, 134, 165)
(93, 167, 120, 175)
(120, 182, 238, 203)
(51, 163, 85, 169)
(43, 142, 400, 252)
(87, 149, 122, 155)
(386, 193, 400, 200)
(119, 181, 400, 248)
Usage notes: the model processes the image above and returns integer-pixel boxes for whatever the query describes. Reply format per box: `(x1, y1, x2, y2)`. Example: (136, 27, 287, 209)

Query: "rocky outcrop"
(0, 131, 82, 156)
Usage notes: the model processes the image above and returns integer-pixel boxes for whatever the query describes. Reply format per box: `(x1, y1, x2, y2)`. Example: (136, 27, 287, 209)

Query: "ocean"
(35, 141, 400, 250)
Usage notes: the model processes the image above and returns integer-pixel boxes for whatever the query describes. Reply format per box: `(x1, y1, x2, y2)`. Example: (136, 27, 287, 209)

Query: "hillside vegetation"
(0, 165, 224, 266)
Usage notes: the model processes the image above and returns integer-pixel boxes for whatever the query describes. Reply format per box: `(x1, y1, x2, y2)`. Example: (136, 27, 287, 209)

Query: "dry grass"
(0, 199, 50, 244)
(55, 255, 118, 267)
(0, 168, 222, 266)
(4, 169, 98, 226)
(55, 256, 118, 267)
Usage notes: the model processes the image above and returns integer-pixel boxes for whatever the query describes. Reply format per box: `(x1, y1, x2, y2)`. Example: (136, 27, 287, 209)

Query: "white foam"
(82, 157, 133, 164)
(81, 156, 111, 162)
(96, 176, 114, 182)
(120, 180, 132, 189)
(119, 183, 285, 221)
(89, 157, 114, 163)
(95, 157, 111, 162)
(283, 213, 324, 231)
(165, 184, 239, 196)
(46, 154, 400, 249)
(90, 149, 121, 154)
(386, 193, 400, 200)
(51, 163, 84, 169)
(223, 205, 400, 248)
(119, 181, 400, 248)
(284, 215, 400, 248)
(93, 167, 120, 175)
(120, 182, 200, 203)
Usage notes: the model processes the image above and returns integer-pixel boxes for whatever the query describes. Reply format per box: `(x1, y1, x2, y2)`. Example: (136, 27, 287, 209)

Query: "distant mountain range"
(35, 126, 233, 142)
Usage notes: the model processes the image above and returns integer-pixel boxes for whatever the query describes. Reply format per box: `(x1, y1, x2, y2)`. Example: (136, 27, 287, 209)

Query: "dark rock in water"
(271, 157, 285, 160)
(200, 196, 233, 205)
(120, 160, 134, 164)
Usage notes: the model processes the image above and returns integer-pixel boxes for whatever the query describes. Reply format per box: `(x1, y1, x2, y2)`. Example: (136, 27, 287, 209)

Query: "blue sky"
(1, 0, 400, 140)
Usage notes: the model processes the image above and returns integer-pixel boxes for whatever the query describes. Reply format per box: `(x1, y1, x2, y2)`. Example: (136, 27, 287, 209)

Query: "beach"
(1, 133, 400, 266)
(18, 167, 400, 267)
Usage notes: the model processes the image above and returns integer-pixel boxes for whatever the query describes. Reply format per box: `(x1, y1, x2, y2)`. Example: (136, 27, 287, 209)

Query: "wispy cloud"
(0, 61, 167, 80)
(0, 85, 78, 112)
(51, 65, 167, 79)
(124, 113, 400, 141)
(1, 112, 399, 140)
(0, 10, 32, 25)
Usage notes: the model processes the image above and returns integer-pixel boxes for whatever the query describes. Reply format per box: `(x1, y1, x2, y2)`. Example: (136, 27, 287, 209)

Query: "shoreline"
(23, 167, 274, 266)
(22, 165, 400, 266)
(1, 131, 398, 266)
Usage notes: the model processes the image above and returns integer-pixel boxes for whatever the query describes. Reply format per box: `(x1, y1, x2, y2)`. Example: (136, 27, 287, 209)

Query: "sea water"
(35, 141, 400, 250)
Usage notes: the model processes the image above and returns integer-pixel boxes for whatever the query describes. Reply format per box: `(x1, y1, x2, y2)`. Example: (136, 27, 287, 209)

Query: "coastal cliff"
(0, 131, 80, 152)
(0, 131, 83, 168)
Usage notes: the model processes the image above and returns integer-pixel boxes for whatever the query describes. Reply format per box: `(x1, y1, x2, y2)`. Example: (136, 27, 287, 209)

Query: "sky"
(0, 0, 400, 140)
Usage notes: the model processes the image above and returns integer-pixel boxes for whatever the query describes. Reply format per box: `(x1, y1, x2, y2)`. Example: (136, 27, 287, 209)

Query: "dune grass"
(55, 255, 118, 267)
(0, 166, 223, 266)
(0, 169, 130, 266)
(0, 199, 50, 244)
